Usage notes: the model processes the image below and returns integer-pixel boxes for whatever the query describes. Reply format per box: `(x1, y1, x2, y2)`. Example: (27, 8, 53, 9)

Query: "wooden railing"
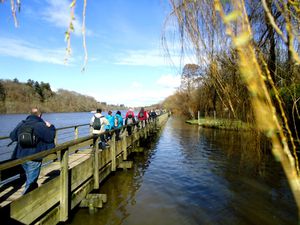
(0, 123, 92, 164)
(0, 113, 169, 224)
(0, 123, 90, 141)
(0, 120, 153, 171)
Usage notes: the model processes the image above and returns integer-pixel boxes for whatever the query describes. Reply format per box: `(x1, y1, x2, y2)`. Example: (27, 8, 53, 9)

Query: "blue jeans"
(22, 160, 42, 194)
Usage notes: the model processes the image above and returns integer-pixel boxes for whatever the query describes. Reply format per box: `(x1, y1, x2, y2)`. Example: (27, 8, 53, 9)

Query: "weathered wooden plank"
(118, 161, 133, 169)
(116, 140, 122, 155)
(110, 134, 116, 172)
(133, 147, 144, 153)
(70, 156, 93, 191)
(42, 153, 58, 164)
(68, 139, 93, 154)
(79, 193, 107, 209)
(71, 179, 94, 209)
(122, 137, 127, 160)
(59, 149, 69, 222)
(35, 206, 60, 225)
(11, 178, 60, 224)
(98, 145, 111, 169)
(93, 137, 100, 190)
(74, 127, 79, 140)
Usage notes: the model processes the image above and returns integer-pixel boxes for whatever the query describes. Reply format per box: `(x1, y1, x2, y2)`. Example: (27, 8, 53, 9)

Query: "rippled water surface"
(68, 117, 297, 225)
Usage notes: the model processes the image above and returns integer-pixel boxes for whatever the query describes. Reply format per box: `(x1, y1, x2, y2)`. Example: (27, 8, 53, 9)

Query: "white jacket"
(90, 113, 109, 134)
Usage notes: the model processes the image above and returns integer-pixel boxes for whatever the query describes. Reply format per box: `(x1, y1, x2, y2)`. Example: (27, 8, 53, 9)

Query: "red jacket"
(125, 110, 135, 118)
(138, 110, 148, 121)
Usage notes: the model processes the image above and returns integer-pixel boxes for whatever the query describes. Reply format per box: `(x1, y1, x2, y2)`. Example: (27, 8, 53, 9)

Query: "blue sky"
(0, 0, 193, 107)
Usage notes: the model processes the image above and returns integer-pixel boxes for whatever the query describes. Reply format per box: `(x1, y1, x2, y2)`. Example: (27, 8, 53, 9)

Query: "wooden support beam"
(133, 147, 144, 153)
(122, 136, 127, 161)
(79, 193, 107, 212)
(74, 126, 79, 140)
(35, 206, 60, 225)
(93, 137, 100, 190)
(111, 133, 116, 172)
(68, 139, 93, 154)
(118, 161, 133, 169)
(59, 148, 69, 222)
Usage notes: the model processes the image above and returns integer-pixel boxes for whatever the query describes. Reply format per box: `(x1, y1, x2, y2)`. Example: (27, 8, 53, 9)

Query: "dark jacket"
(9, 115, 56, 159)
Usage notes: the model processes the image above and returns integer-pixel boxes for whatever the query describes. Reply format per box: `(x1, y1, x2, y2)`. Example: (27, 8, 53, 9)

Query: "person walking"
(90, 108, 109, 148)
(125, 108, 136, 135)
(9, 107, 56, 194)
(105, 110, 114, 140)
(137, 107, 148, 128)
(114, 111, 123, 141)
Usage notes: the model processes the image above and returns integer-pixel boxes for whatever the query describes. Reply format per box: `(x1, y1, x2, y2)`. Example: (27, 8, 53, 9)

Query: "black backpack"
(18, 124, 37, 148)
(93, 116, 103, 130)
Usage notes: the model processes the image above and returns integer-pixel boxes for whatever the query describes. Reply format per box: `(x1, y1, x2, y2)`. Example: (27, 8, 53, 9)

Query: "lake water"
(66, 117, 297, 225)
(0, 114, 297, 224)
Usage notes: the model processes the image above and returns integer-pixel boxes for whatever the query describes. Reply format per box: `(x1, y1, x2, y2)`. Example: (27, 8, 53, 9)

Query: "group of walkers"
(90, 107, 158, 144)
(8, 106, 161, 195)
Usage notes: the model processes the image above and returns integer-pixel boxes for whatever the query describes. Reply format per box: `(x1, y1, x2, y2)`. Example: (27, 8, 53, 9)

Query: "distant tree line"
(0, 79, 109, 114)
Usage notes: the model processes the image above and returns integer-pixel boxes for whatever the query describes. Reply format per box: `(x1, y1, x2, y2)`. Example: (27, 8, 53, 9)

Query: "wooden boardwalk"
(0, 113, 169, 225)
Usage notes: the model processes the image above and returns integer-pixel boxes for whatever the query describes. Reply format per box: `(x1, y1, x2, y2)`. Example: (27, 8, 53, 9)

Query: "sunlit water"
(68, 117, 297, 225)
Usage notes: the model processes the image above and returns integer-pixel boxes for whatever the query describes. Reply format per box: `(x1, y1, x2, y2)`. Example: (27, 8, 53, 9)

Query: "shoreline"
(186, 118, 253, 131)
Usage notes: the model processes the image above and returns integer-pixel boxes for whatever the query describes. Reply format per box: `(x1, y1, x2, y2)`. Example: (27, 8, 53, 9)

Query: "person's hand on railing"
(45, 121, 52, 128)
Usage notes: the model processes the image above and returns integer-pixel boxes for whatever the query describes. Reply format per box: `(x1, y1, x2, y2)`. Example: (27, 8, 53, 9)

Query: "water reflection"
(68, 117, 297, 225)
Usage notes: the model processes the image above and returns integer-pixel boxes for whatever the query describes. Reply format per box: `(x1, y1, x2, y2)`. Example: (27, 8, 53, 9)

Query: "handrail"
(0, 135, 93, 171)
(0, 136, 9, 140)
(56, 123, 89, 131)
(0, 123, 91, 140)
(0, 117, 159, 171)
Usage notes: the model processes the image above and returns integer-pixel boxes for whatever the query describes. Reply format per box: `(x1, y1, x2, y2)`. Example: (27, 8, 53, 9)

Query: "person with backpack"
(114, 111, 123, 141)
(125, 108, 135, 119)
(149, 109, 157, 121)
(9, 107, 56, 194)
(138, 107, 148, 128)
(105, 110, 114, 140)
(125, 108, 136, 135)
(90, 108, 109, 148)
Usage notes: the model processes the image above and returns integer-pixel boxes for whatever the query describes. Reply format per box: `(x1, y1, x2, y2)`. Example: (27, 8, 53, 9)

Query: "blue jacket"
(105, 114, 115, 130)
(10, 115, 56, 159)
(115, 114, 123, 128)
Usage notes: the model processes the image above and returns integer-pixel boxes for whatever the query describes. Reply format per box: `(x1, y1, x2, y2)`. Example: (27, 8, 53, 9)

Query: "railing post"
(54, 130, 58, 146)
(144, 124, 147, 139)
(93, 136, 100, 189)
(60, 148, 69, 222)
(74, 126, 79, 140)
(55, 131, 61, 160)
(122, 136, 127, 161)
(111, 133, 116, 171)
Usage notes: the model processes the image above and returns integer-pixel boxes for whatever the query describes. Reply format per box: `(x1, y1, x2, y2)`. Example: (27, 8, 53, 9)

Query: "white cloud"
(157, 74, 181, 88)
(42, 0, 91, 36)
(86, 85, 176, 107)
(130, 81, 143, 88)
(0, 37, 67, 65)
(115, 48, 197, 67)
(115, 49, 168, 67)
(84, 75, 181, 107)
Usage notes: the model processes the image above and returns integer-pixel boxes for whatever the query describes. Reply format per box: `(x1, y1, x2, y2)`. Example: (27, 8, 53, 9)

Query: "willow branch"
(10, 0, 18, 27)
(81, 0, 88, 72)
(261, 0, 287, 44)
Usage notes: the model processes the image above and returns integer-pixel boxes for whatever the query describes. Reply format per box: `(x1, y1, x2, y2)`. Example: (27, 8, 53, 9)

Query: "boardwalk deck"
(0, 113, 169, 224)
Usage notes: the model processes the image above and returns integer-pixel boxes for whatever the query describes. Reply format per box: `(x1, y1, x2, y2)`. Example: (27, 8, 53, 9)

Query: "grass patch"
(186, 118, 253, 131)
